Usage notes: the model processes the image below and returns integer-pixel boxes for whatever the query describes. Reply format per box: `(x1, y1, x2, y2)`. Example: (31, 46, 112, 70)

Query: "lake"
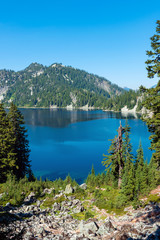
(21, 109, 152, 184)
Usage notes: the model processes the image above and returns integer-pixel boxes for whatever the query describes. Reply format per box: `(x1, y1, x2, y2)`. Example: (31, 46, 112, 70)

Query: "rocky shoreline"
(0, 185, 160, 240)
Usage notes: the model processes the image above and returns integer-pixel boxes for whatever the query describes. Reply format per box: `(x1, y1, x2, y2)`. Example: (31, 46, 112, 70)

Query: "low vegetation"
(0, 170, 159, 222)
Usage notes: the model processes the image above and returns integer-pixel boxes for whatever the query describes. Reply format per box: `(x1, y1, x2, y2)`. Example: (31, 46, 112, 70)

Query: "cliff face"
(0, 185, 160, 240)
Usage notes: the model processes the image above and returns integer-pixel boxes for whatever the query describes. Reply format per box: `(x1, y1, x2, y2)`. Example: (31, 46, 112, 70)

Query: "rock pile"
(0, 188, 160, 240)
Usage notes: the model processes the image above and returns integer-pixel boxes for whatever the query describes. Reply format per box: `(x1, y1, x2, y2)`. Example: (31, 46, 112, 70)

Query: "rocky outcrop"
(80, 183, 87, 190)
(0, 86, 8, 101)
(121, 105, 137, 114)
(64, 184, 74, 194)
(0, 189, 160, 239)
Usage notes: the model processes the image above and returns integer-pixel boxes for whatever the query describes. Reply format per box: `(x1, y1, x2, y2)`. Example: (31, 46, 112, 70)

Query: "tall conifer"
(135, 141, 145, 195)
(148, 156, 158, 188)
(123, 120, 134, 166)
(103, 122, 126, 188)
(7, 102, 31, 179)
(120, 121, 135, 201)
(141, 20, 160, 184)
(103, 136, 121, 187)
(0, 104, 17, 182)
(141, 161, 148, 194)
(121, 161, 135, 201)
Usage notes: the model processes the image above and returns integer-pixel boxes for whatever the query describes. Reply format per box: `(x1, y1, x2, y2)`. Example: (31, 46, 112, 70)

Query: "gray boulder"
(72, 206, 85, 214)
(36, 200, 41, 207)
(24, 192, 36, 204)
(97, 219, 115, 235)
(4, 202, 14, 210)
(64, 184, 74, 194)
(43, 188, 55, 194)
(5, 202, 12, 208)
(80, 183, 87, 190)
(72, 199, 80, 205)
(0, 193, 4, 199)
(79, 221, 99, 236)
(53, 202, 61, 211)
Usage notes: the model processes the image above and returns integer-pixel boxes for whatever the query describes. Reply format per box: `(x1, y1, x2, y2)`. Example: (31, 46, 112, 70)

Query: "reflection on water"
(20, 108, 141, 128)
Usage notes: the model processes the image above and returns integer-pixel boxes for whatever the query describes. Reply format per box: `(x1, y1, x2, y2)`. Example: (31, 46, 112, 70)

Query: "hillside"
(0, 63, 125, 108)
(0, 180, 160, 239)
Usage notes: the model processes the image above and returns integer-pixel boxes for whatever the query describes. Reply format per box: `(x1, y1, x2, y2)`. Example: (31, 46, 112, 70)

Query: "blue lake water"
(21, 109, 152, 184)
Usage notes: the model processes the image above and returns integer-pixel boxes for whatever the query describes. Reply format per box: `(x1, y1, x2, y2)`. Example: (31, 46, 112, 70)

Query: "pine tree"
(123, 120, 134, 168)
(120, 121, 135, 201)
(145, 20, 160, 79)
(91, 164, 95, 175)
(135, 141, 145, 195)
(96, 173, 102, 187)
(134, 140, 143, 171)
(140, 20, 160, 184)
(148, 156, 158, 189)
(0, 103, 8, 180)
(141, 161, 148, 194)
(0, 104, 16, 182)
(102, 122, 125, 188)
(120, 161, 135, 202)
(7, 102, 31, 179)
(105, 170, 112, 185)
(100, 172, 106, 185)
(86, 165, 96, 187)
(64, 174, 72, 184)
(102, 136, 120, 187)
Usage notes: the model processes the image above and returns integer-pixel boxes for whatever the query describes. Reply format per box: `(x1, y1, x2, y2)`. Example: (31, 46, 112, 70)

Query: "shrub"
(147, 194, 160, 203)
(84, 211, 94, 220)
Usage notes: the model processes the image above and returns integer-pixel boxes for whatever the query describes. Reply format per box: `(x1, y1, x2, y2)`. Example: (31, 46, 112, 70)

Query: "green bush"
(95, 198, 107, 210)
(94, 189, 102, 199)
(84, 211, 94, 220)
(114, 195, 127, 209)
(72, 187, 86, 199)
(147, 194, 160, 203)
(1, 174, 25, 206)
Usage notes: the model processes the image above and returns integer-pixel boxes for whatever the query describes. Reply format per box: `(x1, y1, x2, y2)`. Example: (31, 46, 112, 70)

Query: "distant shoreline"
(15, 106, 143, 116)
(4, 104, 143, 115)
(16, 106, 142, 114)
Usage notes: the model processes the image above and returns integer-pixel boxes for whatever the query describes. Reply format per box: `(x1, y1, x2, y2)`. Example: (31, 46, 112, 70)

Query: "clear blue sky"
(0, 0, 160, 89)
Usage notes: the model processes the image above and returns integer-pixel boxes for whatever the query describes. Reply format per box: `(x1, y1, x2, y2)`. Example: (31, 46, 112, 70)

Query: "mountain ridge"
(0, 62, 125, 108)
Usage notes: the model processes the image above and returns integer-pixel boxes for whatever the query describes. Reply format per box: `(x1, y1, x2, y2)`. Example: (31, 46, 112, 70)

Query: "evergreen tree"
(0, 104, 16, 182)
(0, 103, 9, 181)
(7, 102, 31, 179)
(105, 170, 112, 185)
(91, 164, 95, 175)
(141, 161, 148, 194)
(123, 120, 134, 168)
(100, 172, 106, 185)
(102, 136, 120, 187)
(96, 173, 102, 187)
(140, 20, 160, 185)
(135, 141, 145, 195)
(86, 165, 96, 187)
(120, 161, 135, 202)
(145, 20, 160, 79)
(120, 121, 135, 201)
(134, 140, 143, 170)
(64, 174, 72, 184)
(102, 122, 125, 188)
(148, 156, 158, 189)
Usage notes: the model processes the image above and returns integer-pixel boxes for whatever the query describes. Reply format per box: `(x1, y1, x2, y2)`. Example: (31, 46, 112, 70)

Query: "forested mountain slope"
(0, 63, 126, 108)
